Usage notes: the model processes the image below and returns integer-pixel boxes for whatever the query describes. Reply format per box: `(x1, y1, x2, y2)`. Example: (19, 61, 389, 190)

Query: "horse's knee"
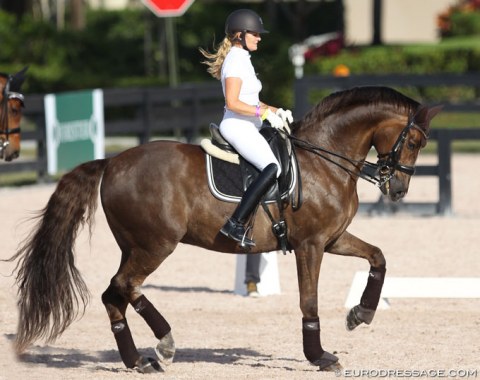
(369, 247, 386, 268)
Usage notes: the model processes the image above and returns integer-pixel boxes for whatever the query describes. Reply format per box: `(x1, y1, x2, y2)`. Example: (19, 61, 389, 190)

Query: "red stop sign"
(141, 0, 195, 17)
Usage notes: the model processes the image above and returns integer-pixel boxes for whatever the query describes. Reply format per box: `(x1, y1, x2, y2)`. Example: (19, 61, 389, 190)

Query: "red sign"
(141, 0, 195, 17)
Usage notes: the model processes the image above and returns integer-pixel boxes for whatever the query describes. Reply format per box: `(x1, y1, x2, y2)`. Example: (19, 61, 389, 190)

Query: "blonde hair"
(199, 36, 234, 80)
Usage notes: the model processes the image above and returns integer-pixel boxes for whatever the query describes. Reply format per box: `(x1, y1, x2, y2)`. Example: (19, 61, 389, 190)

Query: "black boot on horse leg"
(220, 163, 278, 247)
(346, 265, 386, 331)
(302, 317, 339, 370)
(132, 295, 175, 368)
(103, 286, 164, 373)
(110, 318, 162, 373)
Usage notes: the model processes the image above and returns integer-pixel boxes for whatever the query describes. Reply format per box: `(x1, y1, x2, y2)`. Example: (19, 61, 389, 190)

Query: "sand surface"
(1, 154, 479, 379)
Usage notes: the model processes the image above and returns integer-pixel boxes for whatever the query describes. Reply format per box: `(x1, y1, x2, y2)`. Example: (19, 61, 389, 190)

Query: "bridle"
(286, 110, 428, 189)
(0, 74, 24, 159)
(374, 116, 428, 187)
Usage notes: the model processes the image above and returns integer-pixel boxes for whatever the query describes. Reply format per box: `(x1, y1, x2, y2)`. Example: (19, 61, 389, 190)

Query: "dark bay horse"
(0, 67, 27, 161)
(10, 86, 442, 372)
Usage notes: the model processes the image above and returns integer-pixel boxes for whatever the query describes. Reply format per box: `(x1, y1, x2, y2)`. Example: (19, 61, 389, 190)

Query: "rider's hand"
(261, 109, 284, 129)
(275, 108, 293, 134)
(276, 108, 293, 124)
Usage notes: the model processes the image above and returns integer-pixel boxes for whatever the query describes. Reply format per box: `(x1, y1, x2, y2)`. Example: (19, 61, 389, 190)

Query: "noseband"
(0, 75, 24, 159)
(375, 116, 428, 186)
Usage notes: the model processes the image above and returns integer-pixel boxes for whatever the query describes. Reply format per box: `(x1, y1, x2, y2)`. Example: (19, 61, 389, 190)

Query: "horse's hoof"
(135, 356, 164, 373)
(311, 351, 339, 371)
(320, 361, 343, 372)
(346, 305, 376, 331)
(346, 306, 363, 331)
(155, 331, 176, 367)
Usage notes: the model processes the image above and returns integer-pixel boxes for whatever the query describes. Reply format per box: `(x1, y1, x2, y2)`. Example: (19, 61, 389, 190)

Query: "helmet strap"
(231, 31, 251, 52)
(240, 31, 249, 51)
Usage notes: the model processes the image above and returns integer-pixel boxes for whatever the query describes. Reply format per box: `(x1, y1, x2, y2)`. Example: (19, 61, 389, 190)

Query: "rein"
(0, 75, 23, 158)
(283, 114, 425, 188)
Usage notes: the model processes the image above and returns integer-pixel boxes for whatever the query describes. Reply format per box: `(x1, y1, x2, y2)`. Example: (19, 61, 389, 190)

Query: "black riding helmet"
(225, 9, 268, 51)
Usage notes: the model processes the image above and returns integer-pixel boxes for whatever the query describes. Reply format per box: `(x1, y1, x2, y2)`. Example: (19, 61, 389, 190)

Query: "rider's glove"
(275, 108, 293, 134)
(261, 108, 284, 129)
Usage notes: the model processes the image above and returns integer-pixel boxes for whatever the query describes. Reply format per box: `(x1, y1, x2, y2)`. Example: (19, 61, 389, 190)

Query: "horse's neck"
(297, 114, 375, 162)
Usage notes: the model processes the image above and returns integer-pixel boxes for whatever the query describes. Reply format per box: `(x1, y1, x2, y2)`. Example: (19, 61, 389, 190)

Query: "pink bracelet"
(255, 105, 261, 117)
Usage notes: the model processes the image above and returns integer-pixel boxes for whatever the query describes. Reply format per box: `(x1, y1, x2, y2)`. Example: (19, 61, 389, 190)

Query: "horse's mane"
(292, 86, 420, 132)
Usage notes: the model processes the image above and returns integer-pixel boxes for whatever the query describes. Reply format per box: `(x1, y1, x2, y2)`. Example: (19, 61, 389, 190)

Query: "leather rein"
(0, 75, 24, 159)
(284, 113, 427, 189)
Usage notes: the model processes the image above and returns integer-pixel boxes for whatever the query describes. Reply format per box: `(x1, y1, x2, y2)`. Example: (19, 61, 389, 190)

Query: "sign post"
(45, 89, 105, 175)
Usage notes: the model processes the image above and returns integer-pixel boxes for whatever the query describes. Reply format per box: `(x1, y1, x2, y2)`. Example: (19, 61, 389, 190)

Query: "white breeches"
(220, 113, 280, 178)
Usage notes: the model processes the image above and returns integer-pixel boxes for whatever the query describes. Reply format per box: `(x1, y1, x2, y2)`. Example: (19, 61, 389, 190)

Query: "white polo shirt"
(221, 46, 262, 107)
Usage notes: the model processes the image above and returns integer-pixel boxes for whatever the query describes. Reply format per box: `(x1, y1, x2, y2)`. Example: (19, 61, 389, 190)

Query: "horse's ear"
(415, 104, 443, 129)
(426, 105, 443, 123)
(10, 66, 28, 92)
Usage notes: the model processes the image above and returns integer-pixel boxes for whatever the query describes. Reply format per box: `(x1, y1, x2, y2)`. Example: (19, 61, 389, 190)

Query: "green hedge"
(450, 10, 480, 36)
(307, 40, 480, 76)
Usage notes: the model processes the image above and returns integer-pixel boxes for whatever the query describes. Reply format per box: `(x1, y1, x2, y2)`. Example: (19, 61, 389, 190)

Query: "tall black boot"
(220, 163, 278, 247)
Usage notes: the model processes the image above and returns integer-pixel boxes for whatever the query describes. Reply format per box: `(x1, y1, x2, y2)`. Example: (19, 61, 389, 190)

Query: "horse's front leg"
(327, 230, 386, 331)
(295, 248, 339, 370)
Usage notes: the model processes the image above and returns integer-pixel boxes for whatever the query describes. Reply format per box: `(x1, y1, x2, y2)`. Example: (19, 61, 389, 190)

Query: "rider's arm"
(224, 77, 277, 117)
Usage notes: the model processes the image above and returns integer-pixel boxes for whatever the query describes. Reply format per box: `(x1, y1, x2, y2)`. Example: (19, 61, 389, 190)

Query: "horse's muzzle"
(381, 177, 407, 201)
(2, 144, 20, 161)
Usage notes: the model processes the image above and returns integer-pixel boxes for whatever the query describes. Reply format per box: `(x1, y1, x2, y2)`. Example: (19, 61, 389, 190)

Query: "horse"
(0, 67, 27, 161)
(9, 86, 442, 373)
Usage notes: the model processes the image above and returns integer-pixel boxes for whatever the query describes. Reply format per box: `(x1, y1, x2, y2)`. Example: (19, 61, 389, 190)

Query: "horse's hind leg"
(131, 294, 175, 366)
(327, 231, 386, 331)
(102, 247, 175, 373)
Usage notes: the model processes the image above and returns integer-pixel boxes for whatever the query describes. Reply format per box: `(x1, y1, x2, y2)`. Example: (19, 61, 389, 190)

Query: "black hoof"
(310, 351, 339, 371)
(135, 356, 163, 373)
(346, 305, 376, 331)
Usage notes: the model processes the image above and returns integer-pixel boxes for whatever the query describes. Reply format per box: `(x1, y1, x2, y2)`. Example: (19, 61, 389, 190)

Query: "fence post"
(437, 130, 452, 215)
(294, 78, 310, 119)
(141, 89, 152, 145)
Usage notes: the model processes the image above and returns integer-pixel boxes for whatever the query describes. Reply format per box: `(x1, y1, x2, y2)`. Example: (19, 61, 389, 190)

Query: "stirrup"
(220, 219, 255, 247)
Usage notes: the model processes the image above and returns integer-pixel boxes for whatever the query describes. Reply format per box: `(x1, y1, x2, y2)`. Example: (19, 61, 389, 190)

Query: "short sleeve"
(222, 58, 243, 79)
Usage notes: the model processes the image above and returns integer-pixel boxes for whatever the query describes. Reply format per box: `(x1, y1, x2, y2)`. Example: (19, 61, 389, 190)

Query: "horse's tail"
(10, 158, 109, 353)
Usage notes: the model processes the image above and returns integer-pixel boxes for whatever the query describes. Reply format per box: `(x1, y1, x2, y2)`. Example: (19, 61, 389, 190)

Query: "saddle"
(200, 123, 302, 253)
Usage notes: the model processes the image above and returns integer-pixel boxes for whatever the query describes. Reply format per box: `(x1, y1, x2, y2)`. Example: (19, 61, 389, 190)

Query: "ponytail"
(199, 36, 234, 80)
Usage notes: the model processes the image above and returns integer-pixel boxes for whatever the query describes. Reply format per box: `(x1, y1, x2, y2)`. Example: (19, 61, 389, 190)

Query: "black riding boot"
(220, 163, 278, 247)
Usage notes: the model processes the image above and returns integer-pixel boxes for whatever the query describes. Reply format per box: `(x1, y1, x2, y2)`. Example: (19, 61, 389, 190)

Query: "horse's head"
(373, 104, 443, 201)
(0, 67, 27, 161)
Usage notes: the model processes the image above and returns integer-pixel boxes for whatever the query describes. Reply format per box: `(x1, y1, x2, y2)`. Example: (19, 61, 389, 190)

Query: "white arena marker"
(345, 271, 480, 310)
(234, 252, 281, 296)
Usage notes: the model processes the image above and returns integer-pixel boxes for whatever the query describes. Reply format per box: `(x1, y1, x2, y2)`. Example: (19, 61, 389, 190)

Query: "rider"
(200, 9, 293, 247)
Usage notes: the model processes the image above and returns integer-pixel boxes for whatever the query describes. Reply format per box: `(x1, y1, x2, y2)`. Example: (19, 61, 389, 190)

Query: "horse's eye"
(407, 140, 416, 150)
(10, 107, 20, 117)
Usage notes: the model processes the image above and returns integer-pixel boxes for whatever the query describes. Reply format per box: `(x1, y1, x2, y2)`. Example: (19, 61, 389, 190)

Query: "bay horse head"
(292, 86, 443, 203)
(372, 103, 443, 201)
(0, 67, 27, 161)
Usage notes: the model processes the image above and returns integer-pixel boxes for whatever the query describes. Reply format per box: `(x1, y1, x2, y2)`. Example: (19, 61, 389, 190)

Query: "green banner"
(45, 89, 104, 175)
